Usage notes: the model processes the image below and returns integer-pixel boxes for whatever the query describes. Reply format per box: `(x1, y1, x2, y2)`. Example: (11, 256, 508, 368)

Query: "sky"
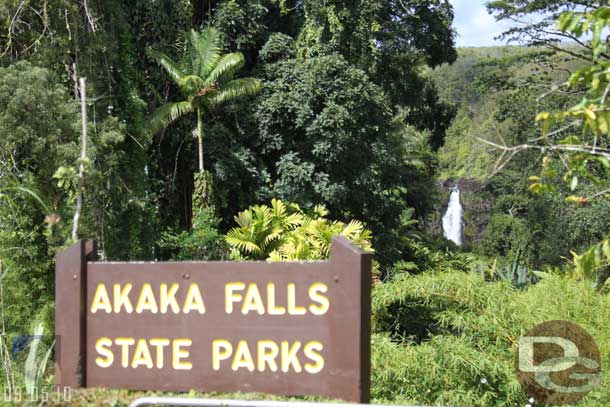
(450, 0, 513, 47)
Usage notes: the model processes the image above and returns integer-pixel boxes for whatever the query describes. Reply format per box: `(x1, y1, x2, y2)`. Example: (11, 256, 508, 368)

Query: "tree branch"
(476, 137, 610, 175)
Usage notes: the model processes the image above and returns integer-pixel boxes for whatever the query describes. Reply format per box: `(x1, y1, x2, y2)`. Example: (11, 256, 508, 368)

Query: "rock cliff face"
(435, 178, 494, 246)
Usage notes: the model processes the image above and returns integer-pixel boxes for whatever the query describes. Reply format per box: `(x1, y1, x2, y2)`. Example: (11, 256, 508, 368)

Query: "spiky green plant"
(225, 199, 373, 261)
(149, 28, 261, 174)
(481, 251, 538, 289)
(24, 323, 54, 396)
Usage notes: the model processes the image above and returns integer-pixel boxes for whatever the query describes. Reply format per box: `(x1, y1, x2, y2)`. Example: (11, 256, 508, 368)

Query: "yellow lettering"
(115, 337, 135, 368)
(281, 340, 302, 373)
(95, 337, 114, 368)
(90, 284, 112, 314)
(304, 341, 324, 374)
(160, 283, 180, 314)
(308, 283, 329, 315)
(182, 283, 206, 314)
(149, 338, 170, 369)
(257, 340, 279, 372)
(172, 339, 192, 370)
(232, 340, 255, 371)
(131, 339, 154, 369)
(225, 282, 245, 314)
(287, 283, 306, 315)
(113, 283, 133, 314)
(242, 284, 265, 315)
(136, 283, 158, 314)
(212, 339, 233, 370)
(267, 283, 285, 315)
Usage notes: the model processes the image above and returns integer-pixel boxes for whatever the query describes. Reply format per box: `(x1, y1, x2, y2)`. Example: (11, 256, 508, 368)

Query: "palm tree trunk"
(197, 108, 204, 172)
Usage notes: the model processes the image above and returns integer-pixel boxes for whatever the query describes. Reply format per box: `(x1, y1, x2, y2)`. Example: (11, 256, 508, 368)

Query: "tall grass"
(371, 269, 610, 406)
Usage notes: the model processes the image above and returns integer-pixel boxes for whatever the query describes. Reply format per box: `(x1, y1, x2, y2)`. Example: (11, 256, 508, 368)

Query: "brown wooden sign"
(55, 237, 371, 402)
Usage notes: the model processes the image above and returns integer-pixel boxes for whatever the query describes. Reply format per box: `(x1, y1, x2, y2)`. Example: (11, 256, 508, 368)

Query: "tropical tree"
(149, 27, 261, 185)
(487, 0, 606, 59)
(481, 5, 610, 282)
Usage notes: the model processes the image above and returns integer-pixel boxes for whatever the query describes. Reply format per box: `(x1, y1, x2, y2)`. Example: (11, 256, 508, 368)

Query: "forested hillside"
(1, 0, 610, 406)
(432, 46, 610, 266)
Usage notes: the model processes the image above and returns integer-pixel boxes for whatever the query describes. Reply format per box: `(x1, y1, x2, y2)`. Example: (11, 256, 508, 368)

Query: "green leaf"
(0, 186, 49, 212)
(570, 176, 579, 191)
(602, 240, 610, 260)
(596, 156, 610, 169)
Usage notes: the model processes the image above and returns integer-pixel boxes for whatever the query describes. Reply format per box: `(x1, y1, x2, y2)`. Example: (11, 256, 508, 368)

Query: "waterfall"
(442, 188, 463, 246)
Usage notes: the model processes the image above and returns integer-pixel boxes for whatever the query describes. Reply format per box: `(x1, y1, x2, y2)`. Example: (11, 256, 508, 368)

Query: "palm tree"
(149, 28, 261, 173)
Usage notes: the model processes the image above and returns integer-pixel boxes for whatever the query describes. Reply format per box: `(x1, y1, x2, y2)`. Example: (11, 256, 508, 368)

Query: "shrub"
(157, 207, 229, 261)
(226, 199, 373, 261)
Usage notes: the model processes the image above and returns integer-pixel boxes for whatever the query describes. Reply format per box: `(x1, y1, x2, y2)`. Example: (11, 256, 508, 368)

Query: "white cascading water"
(442, 188, 463, 246)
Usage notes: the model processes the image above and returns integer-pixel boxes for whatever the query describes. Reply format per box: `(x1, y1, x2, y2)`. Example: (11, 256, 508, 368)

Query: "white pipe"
(128, 398, 444, 407)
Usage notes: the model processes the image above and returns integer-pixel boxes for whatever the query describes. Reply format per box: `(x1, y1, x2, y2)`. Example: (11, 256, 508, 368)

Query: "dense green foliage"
(226, 199, 373, 261)
(158, 207, 229, 261)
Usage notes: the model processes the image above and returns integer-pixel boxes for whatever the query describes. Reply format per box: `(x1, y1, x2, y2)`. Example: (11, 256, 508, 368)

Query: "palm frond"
(149, 49, 185, 85)
(268, 250, 284, 262)
(312, 204, 329, 218)
(263, 229, 283, 246)
(234, 209, 253, 229)
(271, 199, 286, 218)
(212, 78, 262, 106)
(148, 101, 194, 134)
(188, 28, 222, 78)
(341, 220, 364, 238)
(284, 213, 304, 229)
(225, 233, 262, 255)
(206, 53, 245, 84)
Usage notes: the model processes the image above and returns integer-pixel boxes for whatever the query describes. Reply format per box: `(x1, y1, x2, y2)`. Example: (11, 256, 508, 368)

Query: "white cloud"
(473, 8, 494, 30)
(450, 0, 513, 47)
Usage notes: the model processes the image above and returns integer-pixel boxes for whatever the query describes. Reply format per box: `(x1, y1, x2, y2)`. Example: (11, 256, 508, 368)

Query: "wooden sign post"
(55, 237, 372, 402)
